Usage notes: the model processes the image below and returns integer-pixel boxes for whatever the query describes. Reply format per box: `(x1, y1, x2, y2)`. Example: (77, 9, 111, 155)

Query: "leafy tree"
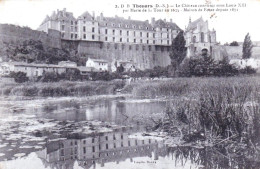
(116, 64, 125, 73)
(169, 31, 187, 73)
(242, 33, 253, 59)
(9, 71, 29, 83)
(229, 41, 239, 46)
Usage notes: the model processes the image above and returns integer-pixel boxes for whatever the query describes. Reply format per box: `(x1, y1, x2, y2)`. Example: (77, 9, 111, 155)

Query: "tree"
(169, 31, 187, 73)
(116, 64, 125, 73)
(9, 71, 29, 83)
(242, 33, 253, 59)
(229, 41, 239, 46)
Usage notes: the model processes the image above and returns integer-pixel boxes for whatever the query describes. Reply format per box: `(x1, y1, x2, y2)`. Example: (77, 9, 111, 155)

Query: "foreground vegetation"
(125, 77, 260, 165)
(0, 80, 125, 97)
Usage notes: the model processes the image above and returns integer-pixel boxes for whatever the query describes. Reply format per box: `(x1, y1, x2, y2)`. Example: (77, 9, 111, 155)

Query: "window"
(140, 32, 142, 37)
(106, 136, 108, 141)
(148, 46, 152, 51)
(147, 40, 149, 44)
(75, 21, 77, 25)
(92, 27, 95, 32)
(61, 25, 65, 31)
(121, 134, 123, 139)
(92, 35, 95, 39)
(127, 31, 129, 36)
(127, 38, 129, 42)
(61, 33, 65, 38)
(106, 144, 108, 149)
(71, 34, 73, 39)
(71, 26, 73, 31)
(134, 39, 136, 43)
(128, 141, 131, 146)
(129, 45, 132, 50)
(121, 142, 123, 147)
(83, 34, 86, 39)
(201, 32, 204, 42)
(92, 146, 95, 152)
(153, 33, 155, 38)
(83, 140, 86, 144)
(92, 138, 95, 143)
(83, 26, 86, 32)
(105, 37, 107, 41)
(208, 35, 211, 43)
(114, 143, 116, 148)
(142, 45, 145, 51)
(113, 37, 115, 42)
(120, 30, 122, 35)
(153, 40, 155, 44)
(105, 29, 107, 34)
(147, 33, 149, 38)
(115, 44, 118, 49)
(167, 40, 169, 44)
(113, 30, 115, 35)
(140, 39, 142, 43)
(134, 31, 136, 36)
(71, 21, 73, 25)
(75, 34, 77, 39)
(120, 38, 122, 42)
(135, 140, 138, 145)
(193, 36, 196, 43)
(75, 27, 77, 32)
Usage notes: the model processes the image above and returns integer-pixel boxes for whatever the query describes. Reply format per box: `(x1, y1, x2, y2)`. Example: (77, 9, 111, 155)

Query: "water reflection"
(36, 127, 167, 169)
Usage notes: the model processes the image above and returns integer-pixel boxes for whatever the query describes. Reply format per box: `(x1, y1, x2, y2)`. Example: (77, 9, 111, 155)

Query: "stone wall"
(61, 40, 171, 70)
(0, 24, 61, 49)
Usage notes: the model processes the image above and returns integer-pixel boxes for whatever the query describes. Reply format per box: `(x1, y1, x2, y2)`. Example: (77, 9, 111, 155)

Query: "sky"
(0, 0, 259, 44)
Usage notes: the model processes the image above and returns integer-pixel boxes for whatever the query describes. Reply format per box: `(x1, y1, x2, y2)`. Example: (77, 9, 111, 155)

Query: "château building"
(38, 8, 181, 46)
(185, 17, 217, 58)
(37, 8, 182, 70)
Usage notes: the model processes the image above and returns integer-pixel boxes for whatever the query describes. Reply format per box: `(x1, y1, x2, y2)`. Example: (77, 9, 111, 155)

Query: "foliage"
(229, 41, 239, 46)
(242, 33, 253, 59)
(169, 31, 187, 72)
(9, 71, 29, 83)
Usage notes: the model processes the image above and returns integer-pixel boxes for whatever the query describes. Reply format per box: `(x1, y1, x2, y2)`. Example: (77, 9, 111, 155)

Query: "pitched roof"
(186, 17, 204, 31)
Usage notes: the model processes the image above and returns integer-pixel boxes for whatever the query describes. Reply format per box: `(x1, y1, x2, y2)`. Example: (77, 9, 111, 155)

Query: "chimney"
(170, 19, 172, 23)
(92, 11, 95, 19)
(128, 16, 131, 20)
(63, 8, 66, 16)
(100, 12, 104, 20)
(151, 17, 155, 25)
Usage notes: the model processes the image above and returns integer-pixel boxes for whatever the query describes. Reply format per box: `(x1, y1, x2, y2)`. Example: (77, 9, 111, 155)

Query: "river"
(0, 95, 256, 169)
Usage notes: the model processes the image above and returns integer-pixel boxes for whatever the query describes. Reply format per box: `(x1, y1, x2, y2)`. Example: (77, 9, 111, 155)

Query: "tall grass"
(0, 80, 125, 97)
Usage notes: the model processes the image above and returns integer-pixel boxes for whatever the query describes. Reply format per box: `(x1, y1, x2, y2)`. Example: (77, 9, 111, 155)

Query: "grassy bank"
(0, 80, 125, 97)
(125, 77, 260, 163)
(122, 76, 260, 98)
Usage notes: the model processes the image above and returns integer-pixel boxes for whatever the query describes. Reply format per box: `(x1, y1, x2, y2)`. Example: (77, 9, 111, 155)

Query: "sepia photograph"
(0, 0, 260, 168)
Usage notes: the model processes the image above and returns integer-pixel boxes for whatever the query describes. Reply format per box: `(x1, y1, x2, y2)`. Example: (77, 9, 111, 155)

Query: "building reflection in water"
(36, 127, 167, 169)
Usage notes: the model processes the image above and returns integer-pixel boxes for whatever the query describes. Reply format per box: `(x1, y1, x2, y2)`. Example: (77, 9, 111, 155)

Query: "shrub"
(9, 71, 29, 83)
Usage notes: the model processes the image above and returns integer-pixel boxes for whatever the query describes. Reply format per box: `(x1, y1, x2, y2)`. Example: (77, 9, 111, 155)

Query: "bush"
(9, 71, 29, 83)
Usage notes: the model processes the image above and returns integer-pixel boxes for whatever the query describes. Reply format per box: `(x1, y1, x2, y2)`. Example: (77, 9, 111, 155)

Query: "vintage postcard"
(0, 0, 259, 168)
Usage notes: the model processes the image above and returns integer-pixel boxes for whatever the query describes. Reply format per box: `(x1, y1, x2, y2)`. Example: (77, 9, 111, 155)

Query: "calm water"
(0, 96, 258, 169)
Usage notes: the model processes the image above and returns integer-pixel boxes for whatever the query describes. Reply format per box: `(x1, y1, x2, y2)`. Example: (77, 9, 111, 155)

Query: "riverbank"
(0, 80, 125, 97)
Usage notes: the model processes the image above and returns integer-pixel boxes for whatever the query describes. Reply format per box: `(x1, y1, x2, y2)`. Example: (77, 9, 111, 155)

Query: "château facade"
(185, 17, 217, 58)
(38, 8, 181, 46)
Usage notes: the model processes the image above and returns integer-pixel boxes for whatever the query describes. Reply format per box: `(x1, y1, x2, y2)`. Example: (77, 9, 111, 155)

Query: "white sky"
(0, 0, 259, 44)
